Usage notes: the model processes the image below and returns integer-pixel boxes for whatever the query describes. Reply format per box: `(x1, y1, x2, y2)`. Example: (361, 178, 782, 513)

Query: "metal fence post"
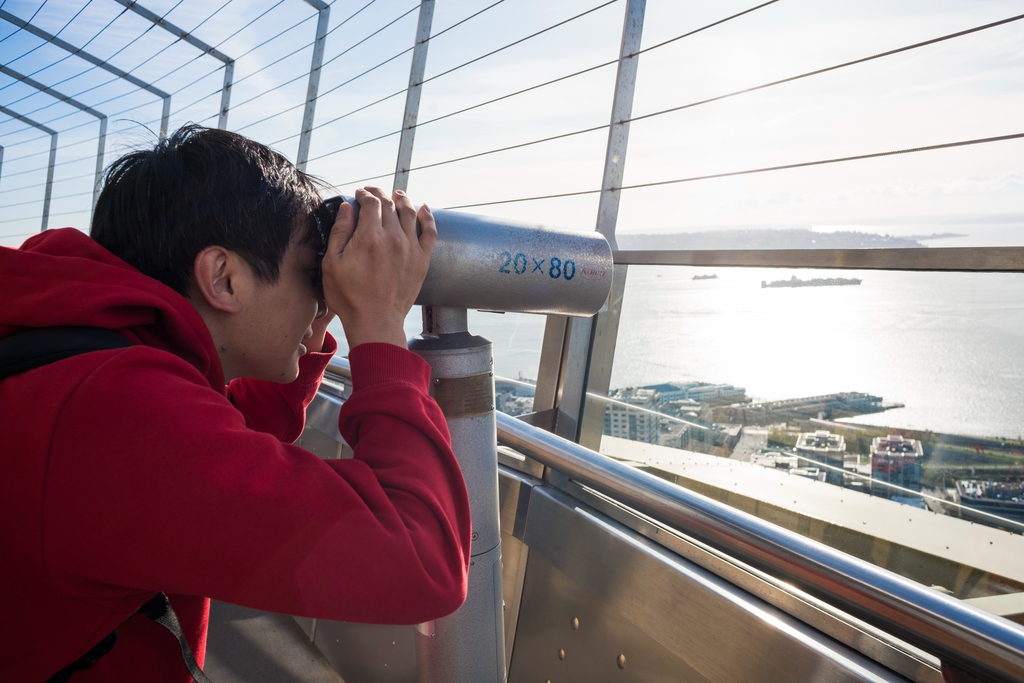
(42, 133, 57, 231)
(393, 0, 435, 193)
(533, 0, 646, 448)
(0, 67, 106, 225)
(218, 62, 234, 129)
(296, 0, 330, 171)
(0, 10, 172, 138)
(93, 116, 107, 211)
(0, 105, 59, 232)
(112, 0, 234, 129)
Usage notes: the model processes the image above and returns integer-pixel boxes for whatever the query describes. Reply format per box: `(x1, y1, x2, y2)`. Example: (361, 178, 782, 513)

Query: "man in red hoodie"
(0, 125, 472, 681)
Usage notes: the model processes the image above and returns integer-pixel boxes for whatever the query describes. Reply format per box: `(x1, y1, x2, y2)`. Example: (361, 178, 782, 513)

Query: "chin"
(257, 362, 301, 384)
(280, 364, 301, 383)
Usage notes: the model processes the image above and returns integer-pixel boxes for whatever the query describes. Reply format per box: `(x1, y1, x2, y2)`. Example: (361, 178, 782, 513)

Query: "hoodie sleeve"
(225, 333, 338, 442)
(42, 344, 471, 625)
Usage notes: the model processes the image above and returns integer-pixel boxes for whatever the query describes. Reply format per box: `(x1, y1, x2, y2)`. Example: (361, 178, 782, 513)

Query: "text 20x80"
(499, 252, 576, 280)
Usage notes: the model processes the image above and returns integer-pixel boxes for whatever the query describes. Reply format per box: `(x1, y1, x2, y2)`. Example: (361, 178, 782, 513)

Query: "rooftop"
(600, 436, 1024, 597)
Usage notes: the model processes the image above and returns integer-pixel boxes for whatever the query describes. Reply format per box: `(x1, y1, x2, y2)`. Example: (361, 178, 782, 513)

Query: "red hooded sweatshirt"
(0, 229, 471, 681)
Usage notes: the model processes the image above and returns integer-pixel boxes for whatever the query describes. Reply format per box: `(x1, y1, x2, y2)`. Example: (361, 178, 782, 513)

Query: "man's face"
(233, 231, 322, 383)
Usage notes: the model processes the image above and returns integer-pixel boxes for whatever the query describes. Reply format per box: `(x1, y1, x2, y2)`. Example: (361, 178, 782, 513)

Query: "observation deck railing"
(324, 354, 1024, 683)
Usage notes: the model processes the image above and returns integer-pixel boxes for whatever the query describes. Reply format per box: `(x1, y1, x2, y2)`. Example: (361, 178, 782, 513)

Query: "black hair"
(91, 124, 324, 295)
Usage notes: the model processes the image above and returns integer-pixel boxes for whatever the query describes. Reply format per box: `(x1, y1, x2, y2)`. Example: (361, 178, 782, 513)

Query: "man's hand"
(306, 302, 335, 354)
(320, 187, 436, 349)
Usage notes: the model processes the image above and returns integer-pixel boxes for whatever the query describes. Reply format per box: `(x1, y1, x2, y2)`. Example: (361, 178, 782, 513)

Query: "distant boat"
(692, 274, 718, 280)
(761, 275, 862, 289)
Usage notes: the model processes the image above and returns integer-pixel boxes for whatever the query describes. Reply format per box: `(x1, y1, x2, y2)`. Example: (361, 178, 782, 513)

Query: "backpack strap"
(0, 326, 131, 380)
(138, 594, 213, 683)
(45, 594, 213, 683)
(46, 630, 120, 683)
(0, 327, 213, 683)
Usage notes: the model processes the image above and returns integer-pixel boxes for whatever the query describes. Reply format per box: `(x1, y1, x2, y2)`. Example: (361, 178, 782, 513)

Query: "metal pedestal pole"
(410, 307, 506, 683)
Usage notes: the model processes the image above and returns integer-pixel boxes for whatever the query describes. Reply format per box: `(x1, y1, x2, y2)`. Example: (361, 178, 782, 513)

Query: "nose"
(314, 298, 328, 320)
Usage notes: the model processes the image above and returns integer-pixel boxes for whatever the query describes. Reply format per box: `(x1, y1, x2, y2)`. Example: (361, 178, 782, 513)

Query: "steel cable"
(336, 124, 609, 186)
(149, 0, 290, 97)
(629, 0, 779, 59)
(0, 0, 95, 80)
(2, 0, 486, 147)
(623, 11, 1024, 128)
(310, 0, 768, 168)
(228, 4, 421, 129)
(0, 1, 202, 132)
(0, 189, 94, 208)
(267, 0, 510, 146)
(224, 6, 1024, 159)
(1, 0, 761, 148)
(331, 8, 1024, 183)
(0, 0, 47, 46)
(317, 0, 774, 167)
(232, 45, 412, 131)
(0, 0, 386, 162)
(0, 208, 89, 225)
(0, 5, 131, 112)
(152, 0, 349, 120)
(0, 169, 98, 193)
(0, 0, 248, 141)
(318, 2, 418, 71)
(0, 230, 43, 239)
(439, 132, 1024, 210)
(211, 0, 377, 95)
(305, 0, 621, 162)
(0, 151, 101, 180)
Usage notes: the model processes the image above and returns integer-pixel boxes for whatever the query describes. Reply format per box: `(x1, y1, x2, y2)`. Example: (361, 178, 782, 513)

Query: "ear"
(192, 246, 245, 314)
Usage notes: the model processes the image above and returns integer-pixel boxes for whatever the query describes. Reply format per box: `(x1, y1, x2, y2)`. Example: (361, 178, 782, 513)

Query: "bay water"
(329, 223, 1024, 440)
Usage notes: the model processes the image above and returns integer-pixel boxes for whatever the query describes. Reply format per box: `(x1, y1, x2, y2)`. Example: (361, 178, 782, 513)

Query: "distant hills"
(615, 228, 964, 251)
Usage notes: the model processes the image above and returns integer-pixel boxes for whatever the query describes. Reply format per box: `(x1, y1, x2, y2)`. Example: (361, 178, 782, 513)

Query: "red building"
(871, 434, 923, 497)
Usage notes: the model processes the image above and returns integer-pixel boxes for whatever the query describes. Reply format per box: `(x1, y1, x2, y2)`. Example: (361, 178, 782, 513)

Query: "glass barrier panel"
(329, 309, 546, 419)
(599, 264, 1024, 611)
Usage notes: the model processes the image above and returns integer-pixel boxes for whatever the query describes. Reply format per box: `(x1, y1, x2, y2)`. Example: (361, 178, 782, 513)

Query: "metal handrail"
(324, 356, 1024, 682)
(614, 246, 1024, 271)
(326, 357, 1024, 681)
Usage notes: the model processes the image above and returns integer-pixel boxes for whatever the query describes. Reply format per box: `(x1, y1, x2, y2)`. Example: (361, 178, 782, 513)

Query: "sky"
(0, 0, 1022, 247)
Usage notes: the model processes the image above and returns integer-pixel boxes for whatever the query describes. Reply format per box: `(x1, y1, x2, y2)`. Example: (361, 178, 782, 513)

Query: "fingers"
(417, 203, 436, 256)
(326, 197, 356, 260)
(361, 186, 397, 234)
(357, 186, 430, 253)
(392, 189, 419, 242)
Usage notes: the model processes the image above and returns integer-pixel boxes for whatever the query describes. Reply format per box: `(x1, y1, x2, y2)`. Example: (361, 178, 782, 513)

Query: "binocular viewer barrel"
(340, 196, 613, 317)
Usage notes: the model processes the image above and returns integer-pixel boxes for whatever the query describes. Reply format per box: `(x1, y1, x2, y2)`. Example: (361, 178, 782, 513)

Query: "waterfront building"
(721, 392, 887, 425)
(658, 421, 689, 449)
(871, 434, 924, 497)
(640, 381, 746, 404)
(604, 388, 661, 444)
(955, 480, 1024, 526)
(795, 430, 847, 485)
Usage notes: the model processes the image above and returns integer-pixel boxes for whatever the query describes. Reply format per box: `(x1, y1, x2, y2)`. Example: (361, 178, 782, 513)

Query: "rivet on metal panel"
(617, 654, 626, 670)
(571, 617, 579, 630)
(558, 649, 565, 660)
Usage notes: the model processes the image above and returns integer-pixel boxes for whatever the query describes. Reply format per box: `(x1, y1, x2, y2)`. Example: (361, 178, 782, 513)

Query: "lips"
(298, 343, 308, 356)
